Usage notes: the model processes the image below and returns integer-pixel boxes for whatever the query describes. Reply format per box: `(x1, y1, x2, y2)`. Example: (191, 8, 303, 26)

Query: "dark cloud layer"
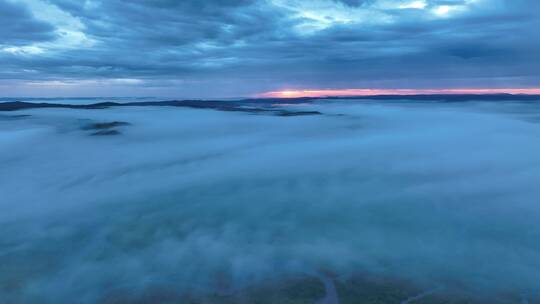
(0, 0, 56, 45)
(0, 0, 538, 97)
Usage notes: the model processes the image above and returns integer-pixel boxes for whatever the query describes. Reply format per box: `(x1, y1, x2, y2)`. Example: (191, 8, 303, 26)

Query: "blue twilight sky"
(0, 0, 539, 98)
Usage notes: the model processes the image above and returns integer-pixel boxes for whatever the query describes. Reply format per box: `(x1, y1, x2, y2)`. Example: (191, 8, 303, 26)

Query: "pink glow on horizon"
(258, 88, 540, 98)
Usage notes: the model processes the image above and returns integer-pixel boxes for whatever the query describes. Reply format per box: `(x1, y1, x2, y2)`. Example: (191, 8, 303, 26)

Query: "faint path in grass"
(315, 275, 339, 304)
(400, 287, 443, 304)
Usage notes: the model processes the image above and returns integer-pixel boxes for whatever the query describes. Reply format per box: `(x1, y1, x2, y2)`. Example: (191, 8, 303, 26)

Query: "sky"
(0, 0, 539, 98)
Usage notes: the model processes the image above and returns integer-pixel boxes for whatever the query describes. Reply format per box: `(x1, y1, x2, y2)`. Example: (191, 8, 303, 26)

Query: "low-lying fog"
(1, 99, 540, 303)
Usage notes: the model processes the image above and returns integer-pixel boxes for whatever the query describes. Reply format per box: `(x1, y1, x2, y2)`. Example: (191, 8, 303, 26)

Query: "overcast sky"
(0, 0, 539, 98)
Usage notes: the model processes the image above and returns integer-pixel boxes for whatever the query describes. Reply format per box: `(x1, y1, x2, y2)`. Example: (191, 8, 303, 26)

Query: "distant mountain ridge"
(1, 94, 540, 112)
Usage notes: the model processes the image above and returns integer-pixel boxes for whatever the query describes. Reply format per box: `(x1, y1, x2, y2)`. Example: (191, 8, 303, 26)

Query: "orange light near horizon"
(258, 88, 540, 98)
(278, 90, 303, 97)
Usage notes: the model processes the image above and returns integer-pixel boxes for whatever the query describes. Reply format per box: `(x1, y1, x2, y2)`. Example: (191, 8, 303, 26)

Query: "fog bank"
(1, 99, 540, 302)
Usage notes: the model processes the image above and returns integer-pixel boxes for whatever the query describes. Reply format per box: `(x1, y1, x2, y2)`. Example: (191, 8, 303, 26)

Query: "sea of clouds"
(1, 99, 540, 302)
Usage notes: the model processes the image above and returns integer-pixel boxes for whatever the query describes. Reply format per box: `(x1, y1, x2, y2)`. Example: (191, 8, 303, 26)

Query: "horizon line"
(257, 88, 540, 98)
(2, 88, 540, 101)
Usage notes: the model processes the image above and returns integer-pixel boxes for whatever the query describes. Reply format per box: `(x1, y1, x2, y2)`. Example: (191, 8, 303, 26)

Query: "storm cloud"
(0, 0, 56, 45)
(0, 0, 539, 97)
